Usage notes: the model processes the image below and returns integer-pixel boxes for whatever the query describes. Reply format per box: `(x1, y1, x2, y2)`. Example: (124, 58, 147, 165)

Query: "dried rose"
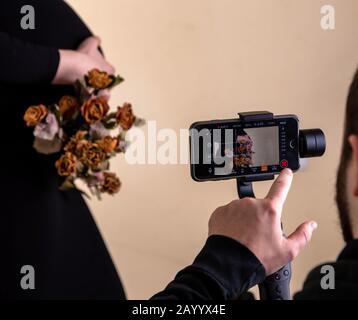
(101, 172, 121, 195)
(59, 95, 79, 119)
(55, 152, 77, 177)
(24, 104, 48, 127)
(74, 139, 90, 158)
(116, 103, 136, 130)
(81, 97, 109, 124)
(64, 131, 88, 154)
(79, 142, 106, 170)
(85, 69, 115, 90)
(97, 136, 118, 153)
(64, 139, 77, 154)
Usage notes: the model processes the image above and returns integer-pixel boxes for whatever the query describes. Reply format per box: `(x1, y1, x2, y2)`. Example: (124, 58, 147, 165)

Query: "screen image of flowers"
(23, 69, 144, 200)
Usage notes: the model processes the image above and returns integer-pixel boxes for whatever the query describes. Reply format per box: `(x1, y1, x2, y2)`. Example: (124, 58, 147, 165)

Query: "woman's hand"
(77, 36, 115, 74)
(52, 36, 115, 85)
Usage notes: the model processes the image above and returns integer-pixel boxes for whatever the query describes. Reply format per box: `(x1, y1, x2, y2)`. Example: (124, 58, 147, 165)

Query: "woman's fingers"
(53, 36, 115, 85)
(78, 36, 101, 54)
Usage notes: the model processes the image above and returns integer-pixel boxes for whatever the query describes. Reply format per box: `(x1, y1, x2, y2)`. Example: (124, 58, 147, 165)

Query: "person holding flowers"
(1, 0, 133, 299)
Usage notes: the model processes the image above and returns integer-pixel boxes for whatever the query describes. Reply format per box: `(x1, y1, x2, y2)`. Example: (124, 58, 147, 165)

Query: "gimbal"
(236, 111, 325, 300)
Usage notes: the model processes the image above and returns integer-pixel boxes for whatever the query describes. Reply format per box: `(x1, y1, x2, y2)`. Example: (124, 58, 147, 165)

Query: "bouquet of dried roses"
(23, 69, 144, 199)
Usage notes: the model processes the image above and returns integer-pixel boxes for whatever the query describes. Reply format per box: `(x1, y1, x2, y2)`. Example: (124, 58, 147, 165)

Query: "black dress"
(0, 0, 268, 301)
(0, 0, 125, 299)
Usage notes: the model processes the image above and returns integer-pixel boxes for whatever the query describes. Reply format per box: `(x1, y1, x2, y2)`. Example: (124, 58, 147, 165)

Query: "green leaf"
(48, 104, 61, 122)
(96, 160, 110, 171)
(70, 108, 80, 122)
(74, 80, 92, 103)
(108, 75, 125, 89)
(90, 129, 102, 141)
(134, 118, 146, 127)
(59, 178, 76, 191)
(94, 185, 102, 201)
(103, 112, 117, 121)
(103, 119, 118, 130)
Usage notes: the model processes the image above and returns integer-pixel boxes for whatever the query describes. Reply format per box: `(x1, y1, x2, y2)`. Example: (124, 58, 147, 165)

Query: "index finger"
(265, 169, 293, 208)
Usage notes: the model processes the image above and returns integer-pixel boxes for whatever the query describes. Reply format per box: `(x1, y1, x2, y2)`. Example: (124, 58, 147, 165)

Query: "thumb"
(285, 221, 318, 260)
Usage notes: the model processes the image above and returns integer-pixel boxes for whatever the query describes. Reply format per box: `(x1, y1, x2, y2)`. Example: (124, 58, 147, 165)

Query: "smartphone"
(189, 115, 300, 181)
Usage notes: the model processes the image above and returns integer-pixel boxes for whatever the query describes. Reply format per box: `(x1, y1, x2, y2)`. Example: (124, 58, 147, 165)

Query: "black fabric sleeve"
(0, 32, 60, 84)
(151, 235, 266, 300)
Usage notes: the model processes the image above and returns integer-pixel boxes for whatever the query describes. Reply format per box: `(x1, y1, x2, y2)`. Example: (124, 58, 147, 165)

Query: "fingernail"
(310, 222, 318, 230)
(282, 168, 292, 176)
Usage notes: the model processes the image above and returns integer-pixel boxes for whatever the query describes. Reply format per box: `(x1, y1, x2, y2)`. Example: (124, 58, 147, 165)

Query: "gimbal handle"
(236, 111, 292, 300)
(236, 178, 292, 300)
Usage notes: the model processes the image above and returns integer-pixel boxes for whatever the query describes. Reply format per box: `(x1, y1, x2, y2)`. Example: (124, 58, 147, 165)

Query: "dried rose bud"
(116, 103, 136, 130)
(97, 136, 119, 153)
(79, 142, 106, 171)
(64, 131, 88, 154)
(101, 172, 121, 195)
(55, 152, 77, 177)
(85, 69, 114, 90)
(24, 104, 48, 127)
(64, 139, 77, 154)
(81, 97, 109, 124)
(59, 95, 79, 119)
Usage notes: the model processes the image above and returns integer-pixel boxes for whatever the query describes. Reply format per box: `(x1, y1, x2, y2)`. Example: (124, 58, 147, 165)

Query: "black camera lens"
(299, 129, 326, 158)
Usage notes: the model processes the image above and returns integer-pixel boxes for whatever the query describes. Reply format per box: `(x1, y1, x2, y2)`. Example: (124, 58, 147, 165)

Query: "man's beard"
(336, 159, 354, 242)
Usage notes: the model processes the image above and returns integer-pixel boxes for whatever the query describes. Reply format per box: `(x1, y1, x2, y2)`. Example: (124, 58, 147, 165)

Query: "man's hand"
(208, 169, 318, 275)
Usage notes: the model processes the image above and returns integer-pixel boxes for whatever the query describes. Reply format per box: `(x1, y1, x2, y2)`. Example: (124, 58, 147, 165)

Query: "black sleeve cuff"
(188, 235, 266, 299)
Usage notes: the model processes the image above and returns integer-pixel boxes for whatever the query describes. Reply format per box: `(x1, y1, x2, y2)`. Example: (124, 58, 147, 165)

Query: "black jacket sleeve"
(0, 32, 60, 84)
(151, 235, 266, 300)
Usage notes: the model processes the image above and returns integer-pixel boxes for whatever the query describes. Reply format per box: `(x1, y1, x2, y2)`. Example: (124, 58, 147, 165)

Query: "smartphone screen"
(190, 115, 300, 181)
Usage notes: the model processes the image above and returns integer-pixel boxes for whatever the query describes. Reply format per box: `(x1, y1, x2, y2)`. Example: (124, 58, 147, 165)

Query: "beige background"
(68, 0, 358, 299)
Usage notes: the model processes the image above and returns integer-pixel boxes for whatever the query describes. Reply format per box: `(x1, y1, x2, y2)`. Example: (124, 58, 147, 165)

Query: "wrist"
(52, 49, 84, 85)
(190, 235, 266, 298)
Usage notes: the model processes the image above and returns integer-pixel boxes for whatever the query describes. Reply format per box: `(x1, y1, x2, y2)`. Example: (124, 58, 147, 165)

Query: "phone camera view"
(190, 116, 301, 181)
(214, 127, 280, 174)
